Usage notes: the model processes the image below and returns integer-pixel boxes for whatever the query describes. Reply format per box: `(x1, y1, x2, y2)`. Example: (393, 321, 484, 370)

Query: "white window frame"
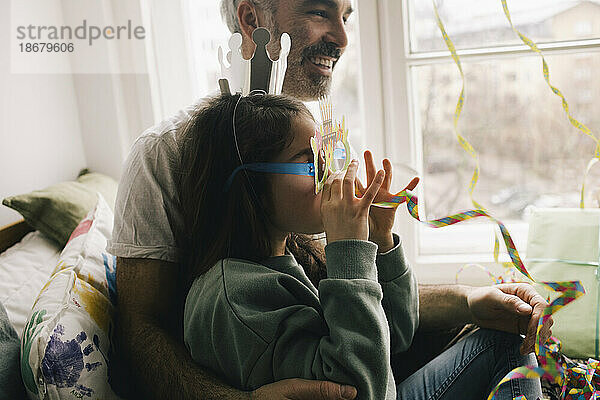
(371, 0, 600, 283)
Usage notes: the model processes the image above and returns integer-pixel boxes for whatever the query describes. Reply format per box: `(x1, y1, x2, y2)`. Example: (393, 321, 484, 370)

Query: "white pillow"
(21, 194, 122, 400)
(0, 231, 61, 337)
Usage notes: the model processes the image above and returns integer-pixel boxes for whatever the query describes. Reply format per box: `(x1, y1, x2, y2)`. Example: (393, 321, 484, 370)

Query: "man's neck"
(268, 227, 289, 257)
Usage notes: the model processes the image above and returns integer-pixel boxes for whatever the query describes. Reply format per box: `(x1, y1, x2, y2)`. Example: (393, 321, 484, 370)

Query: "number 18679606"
(19, 42, 74, 52)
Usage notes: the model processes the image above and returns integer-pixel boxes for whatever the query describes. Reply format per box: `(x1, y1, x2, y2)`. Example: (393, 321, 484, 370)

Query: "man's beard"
(282, 56, 332, 101)
(264, 24, 343, 101)
(276, 30, 342, 101)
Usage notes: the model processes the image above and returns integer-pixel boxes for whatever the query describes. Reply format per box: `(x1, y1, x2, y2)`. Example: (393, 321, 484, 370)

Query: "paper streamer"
(430, 0, 600, 210)
(431, 0, 515, 272)
(561, 358, 600, 400)
(368, 187, 535, 281)
(430, 0, 484, 211)
(365, 184, 588, 397)
(560, 357, 600, 400)
(455, 263, 520, 285)
(486, 281, 588, 400)
(424, 1, 595, 398)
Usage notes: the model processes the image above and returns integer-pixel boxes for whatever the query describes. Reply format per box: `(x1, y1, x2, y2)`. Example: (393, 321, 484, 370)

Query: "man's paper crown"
(218, 28, 291, 96)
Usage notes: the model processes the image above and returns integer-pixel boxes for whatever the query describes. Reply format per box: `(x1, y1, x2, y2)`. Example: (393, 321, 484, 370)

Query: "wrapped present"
(526, 208, 600, 359)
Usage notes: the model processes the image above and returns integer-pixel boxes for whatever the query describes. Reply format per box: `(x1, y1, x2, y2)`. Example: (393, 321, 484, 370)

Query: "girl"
(177, 93, 545, 400)
(178, 93, 418, 400)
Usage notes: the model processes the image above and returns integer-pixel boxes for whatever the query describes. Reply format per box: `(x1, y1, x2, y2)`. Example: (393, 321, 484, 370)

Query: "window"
(392, 0, 600, 278)
(183, 2, 231, 98)
(575, 21, 593, 36)
(574, 67, 591, 79)
(150, 0, 599, 283)
(409, 0, 600, 52)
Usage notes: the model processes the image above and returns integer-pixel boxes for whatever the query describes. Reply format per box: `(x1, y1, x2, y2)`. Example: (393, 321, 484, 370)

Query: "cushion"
(0, 231, 61, 338)
(21, 194, 121, 400)
(2, 170, 118, 247)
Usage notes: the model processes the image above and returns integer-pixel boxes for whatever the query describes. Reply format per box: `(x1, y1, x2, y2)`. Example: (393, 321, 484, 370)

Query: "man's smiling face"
(271, 0, 353, 101)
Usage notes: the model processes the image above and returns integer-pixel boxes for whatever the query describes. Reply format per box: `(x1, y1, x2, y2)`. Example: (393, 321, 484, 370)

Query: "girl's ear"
(237, 0, 259, 59)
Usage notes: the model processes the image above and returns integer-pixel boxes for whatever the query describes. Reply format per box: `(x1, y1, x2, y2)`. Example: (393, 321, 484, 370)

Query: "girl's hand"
(321, 159, 384, 243)
(355, 151, 419, 252)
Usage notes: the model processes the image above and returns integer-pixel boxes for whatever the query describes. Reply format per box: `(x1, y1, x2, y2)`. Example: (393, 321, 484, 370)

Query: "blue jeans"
(396, 329, 543, 400)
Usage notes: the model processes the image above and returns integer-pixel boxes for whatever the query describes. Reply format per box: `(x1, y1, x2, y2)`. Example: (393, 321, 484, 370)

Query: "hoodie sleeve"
(257, 239, 396, 400)
(375, 233, 419, 355)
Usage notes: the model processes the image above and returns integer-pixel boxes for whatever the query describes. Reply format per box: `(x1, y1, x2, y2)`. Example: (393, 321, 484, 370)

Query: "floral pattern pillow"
(21, 194, 121, 400)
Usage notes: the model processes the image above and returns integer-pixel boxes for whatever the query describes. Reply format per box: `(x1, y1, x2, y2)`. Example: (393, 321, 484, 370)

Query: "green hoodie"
(184, 233, 418, 400)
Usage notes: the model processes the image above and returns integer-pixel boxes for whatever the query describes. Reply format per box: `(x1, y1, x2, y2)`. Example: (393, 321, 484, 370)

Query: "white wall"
(71, 73, 153, 181)
(63, 0, 155, 180)
(1, 0, 156, 227)
(0, 0, 87, 227)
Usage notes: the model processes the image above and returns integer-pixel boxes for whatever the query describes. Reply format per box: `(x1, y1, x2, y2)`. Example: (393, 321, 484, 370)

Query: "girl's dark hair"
(177, 93, 327, 287)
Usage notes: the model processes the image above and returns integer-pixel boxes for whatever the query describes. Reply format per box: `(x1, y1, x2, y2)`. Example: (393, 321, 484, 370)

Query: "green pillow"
(2, 171, 118, 247)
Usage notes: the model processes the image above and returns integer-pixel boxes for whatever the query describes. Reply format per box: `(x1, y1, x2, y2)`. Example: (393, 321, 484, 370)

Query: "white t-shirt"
(107, 101, 202, 262)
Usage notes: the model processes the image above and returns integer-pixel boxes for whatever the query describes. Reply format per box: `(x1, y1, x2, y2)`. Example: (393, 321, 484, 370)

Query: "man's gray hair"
(220, 0, 276, 34)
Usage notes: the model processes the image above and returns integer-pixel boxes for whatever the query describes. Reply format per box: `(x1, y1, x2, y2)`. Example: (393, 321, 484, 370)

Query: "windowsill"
(413, 254, 521, 286)
(412, 221, 530, 285)
(416, 252, 516, 265)
(417, 220, 530, 257)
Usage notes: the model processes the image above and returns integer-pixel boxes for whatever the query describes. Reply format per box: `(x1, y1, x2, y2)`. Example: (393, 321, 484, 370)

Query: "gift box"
(526, 208, 600, 359)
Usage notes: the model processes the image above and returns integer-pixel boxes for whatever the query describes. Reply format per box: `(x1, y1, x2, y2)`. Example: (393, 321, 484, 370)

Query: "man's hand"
(251, 378, 357, 400)
(466, 283, 553, 354)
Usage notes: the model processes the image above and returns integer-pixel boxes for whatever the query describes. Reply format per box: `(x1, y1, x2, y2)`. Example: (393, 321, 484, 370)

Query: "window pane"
(414, 53, 600, 254)
(329, 16, 365, 155)
(408, 0, 600, 53)
(185, 2, 232, 96)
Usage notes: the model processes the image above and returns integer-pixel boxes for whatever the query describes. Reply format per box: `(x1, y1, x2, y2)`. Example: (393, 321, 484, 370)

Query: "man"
(108, 0, 552, 399)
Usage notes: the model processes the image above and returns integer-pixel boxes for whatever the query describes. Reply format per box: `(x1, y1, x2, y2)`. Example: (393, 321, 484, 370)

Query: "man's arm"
(116, 257, 250, 400)
(115, 257, 358, 400)
(417, 284, 472, 332)
(417, 283, 552, 354)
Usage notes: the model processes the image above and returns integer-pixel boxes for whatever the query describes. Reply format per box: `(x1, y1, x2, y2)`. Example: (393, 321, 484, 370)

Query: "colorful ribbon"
(357, 181, 588, 397)
(424, 1, 596, 398)
(357, 1, 597, 396)
(430, 0, 484, 212)
(370, 187, 535, 281)
(486, 281, 587, 400)
(594, 225, 600, 358)
(493, 0, 599, 394)
(455, 263, 520, 285)
(560, 357, 600, 400)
